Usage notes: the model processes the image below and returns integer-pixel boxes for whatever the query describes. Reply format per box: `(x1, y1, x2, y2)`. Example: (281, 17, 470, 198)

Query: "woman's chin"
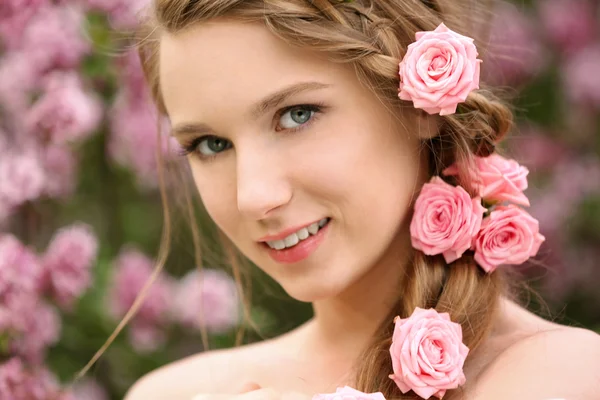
(280, 277, 349, 303)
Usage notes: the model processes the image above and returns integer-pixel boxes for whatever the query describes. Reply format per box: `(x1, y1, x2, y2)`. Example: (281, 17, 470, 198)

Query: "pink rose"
(473, 205, 545, 273)
(398, 23, 481, 116)
(410, 177, 485, 263)
(389, 308, 469, 399)
(444, 154, 530, 206)
(312, 386, 386, 400)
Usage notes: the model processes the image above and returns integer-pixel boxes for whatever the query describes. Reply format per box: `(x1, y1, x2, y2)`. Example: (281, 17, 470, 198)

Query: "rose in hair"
(444, 154, 530, 206)
(473, 205, 545, 273)
(410, 177, 485, 264)
(312, 386, 386, 400)
(389, 308, 469, 399)
(398, 23, 481, 116)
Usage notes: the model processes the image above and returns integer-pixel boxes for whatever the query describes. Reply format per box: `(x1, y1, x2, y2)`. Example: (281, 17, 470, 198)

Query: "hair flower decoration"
(411, 154, 545, 273)
(313, 386, 386, 400)
(409, 176, 486, 264)
(389, 308, 469, 399)
(443, 154, 530, 207)
(398, 23, 481, 116)
(472, 204, 545, 273)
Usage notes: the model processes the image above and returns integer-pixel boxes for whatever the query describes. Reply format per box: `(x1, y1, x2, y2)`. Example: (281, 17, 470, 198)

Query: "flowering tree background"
(0, 0, 599, 398)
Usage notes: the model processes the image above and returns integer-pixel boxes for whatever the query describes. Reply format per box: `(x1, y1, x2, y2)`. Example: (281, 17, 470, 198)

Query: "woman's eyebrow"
(171, 81, 331, 137)
(171, 122, 212, 138)
(250, 81, 332, 117)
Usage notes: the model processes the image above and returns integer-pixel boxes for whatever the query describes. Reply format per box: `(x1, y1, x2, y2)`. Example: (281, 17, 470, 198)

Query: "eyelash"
(178, 103, 325, 161)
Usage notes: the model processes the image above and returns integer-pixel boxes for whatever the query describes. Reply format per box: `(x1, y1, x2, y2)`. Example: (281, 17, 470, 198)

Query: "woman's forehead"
(158, 20, 353, 126)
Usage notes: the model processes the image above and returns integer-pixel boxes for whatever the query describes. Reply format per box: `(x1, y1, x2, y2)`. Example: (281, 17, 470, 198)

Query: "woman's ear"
(415, 110, 442, 140)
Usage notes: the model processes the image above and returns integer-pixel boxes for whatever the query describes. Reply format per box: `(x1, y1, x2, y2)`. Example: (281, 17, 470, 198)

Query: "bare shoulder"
(124, 341, 268, 400)
(472, 326, 600, 399)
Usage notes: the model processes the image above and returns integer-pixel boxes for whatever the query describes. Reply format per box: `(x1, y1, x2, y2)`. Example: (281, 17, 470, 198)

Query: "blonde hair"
(80, 1, 517, 399)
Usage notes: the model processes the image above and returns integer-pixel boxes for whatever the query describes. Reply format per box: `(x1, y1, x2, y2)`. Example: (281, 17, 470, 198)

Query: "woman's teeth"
(266, 218, 329, 250)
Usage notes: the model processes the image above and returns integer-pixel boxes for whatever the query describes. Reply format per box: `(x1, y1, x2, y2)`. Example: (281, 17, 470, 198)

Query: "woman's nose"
(235, 151, 292, 220)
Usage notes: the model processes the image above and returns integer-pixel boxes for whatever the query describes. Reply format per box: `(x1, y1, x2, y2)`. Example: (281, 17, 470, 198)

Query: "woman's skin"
(126, 20, 600, 400)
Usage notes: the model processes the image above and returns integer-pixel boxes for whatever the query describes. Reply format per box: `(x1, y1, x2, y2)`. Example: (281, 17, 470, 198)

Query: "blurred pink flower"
(26, 71, 102, 144)
(0, 0, 47, 49)
(116, 48, 149, 101)
(0, 358, 69, 400)
(529, 156, 600, 235)
(128, 322, 167, 353)
(512, 127, 568, 171)
(483, 2, 546, 85)
(0, 149, 45, 207)
(11, 301, 61, 363)
(41, 223, 99, 310)
(85, 0, 149, 29)
(21, 5, 91, 72)
(172, 269, 240, 334)
(108, 247, 172, 324)
(109, 91, 175, 188)
(538, 0, 597, 54)
(552, 156, 600, 202)
(529, 191, 564, 233)
(0, 52, 39, 115)
(42, 145, 78, 199)
(0, 234, 42, 297)
(70, 378, 110, 400)
(0, 200, 12, 223)
(0, 130, 7, 153)
(0, 235, 44, 344)
(563, 45, 600, 110)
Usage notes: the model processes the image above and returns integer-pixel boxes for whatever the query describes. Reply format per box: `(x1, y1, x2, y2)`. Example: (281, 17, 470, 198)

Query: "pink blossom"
(0, 234, 42, 298)
(171, 269, 240, 334)
(398, 23, 481, 116)
(527, 157, 600, 237)
(0, 52, 40, 115)
(0, 0, 47, 49)
(108, 248, 172, 324)
(26, 71, 102, 144)
(41, 145, 78, 199)
(0, 149, 45, 207)
(0, 130, 7, 154)
(410, 177, 486, 264)
(116, 48, 149, 101)
(473, 205, 545, 273)
(20, 5, 91, 73)
(511, 127, 568, 171)
(313, 387, 385, 400)
(552, 157, 600, 203)
(443, 154, 530, 207)
(70, 379, 109, 400)
(128, 322, 167, 353)
(563, 45, 600, 110)
(11, 301, 61, 363)
(483, 2, 546, 85)
(41, 223, 99, 310)
(0, 200, 13, 223)
(389, 308, 468, 399)
(109, 91, 175, 187)
(85, 0, 149, 29)
(0, 358, 69, 400)
(538, 0, 597, 54)
(0, 235, 44, 336)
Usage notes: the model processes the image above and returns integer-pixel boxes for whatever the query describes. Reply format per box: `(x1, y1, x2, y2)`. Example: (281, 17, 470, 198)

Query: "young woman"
(122, 0, 600, 399)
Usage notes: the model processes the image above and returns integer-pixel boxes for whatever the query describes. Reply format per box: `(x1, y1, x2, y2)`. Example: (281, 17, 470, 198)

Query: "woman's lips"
(263, 219, 330, 264)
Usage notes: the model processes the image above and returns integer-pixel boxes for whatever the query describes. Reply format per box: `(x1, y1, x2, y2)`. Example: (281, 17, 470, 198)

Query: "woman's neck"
(307, 231, 412, 363)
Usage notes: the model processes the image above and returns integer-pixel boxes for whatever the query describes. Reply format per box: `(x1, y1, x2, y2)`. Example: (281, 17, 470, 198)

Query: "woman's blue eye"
(278, 106, 315, 129)
(196, 136, 232, 156)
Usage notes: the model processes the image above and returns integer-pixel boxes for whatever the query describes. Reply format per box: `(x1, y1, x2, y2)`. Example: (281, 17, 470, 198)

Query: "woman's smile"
(260, 218, 331, 264)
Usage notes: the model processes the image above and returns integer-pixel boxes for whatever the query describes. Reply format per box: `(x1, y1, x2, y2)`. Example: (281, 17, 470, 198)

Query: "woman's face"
(160, 20, 430, 302)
